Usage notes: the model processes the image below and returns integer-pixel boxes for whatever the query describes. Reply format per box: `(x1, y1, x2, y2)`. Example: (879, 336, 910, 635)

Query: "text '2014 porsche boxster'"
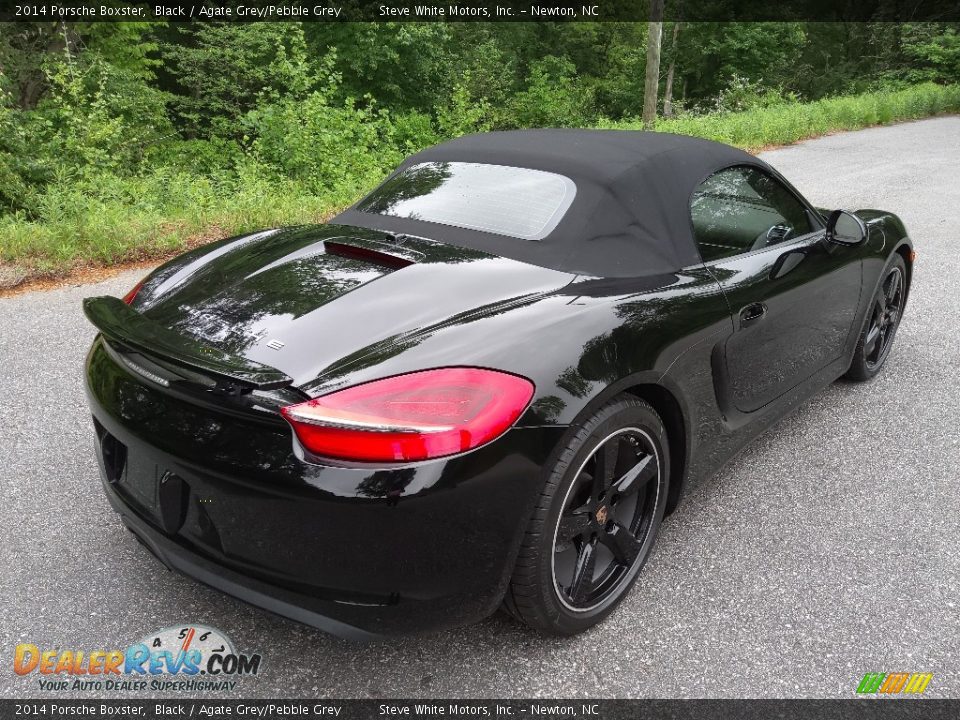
(83, 130, 912, 638)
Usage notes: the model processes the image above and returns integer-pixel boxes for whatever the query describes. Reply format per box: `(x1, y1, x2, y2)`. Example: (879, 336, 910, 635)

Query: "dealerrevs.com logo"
(14, 625, 262, 692)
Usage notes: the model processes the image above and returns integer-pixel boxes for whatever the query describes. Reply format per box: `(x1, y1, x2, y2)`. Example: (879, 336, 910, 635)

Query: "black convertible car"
(84, 130, 912, 638)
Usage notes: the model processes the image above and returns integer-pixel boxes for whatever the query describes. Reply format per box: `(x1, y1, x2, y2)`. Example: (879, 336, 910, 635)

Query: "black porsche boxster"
(84, 130, 912, 638)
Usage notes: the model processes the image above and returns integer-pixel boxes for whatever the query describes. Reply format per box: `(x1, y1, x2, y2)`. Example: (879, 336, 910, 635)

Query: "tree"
(642, 0, 664, 129)
(158, 23, 313, 139)
(302, 23, 454, 113)
(901, 24, 960, 84)
(675, 23, 807, 106)
(582, 23, 648, 118)
(663, 22, 682, 117)
(510, 55, 594, 128)
(0, 21, 158, 110)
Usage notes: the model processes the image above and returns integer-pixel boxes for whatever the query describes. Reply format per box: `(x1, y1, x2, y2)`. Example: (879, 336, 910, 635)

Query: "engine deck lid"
(83, 296, 293, 391)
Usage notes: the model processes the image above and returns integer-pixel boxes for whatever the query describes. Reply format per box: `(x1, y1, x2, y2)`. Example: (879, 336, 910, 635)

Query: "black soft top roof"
(335, 129, 769, 278)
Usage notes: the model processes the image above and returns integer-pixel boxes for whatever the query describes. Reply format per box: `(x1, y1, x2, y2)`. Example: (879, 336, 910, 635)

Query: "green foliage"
(2, 19, 959, 286)
(674, 23, 808, 105)
(8, 80, 957, 281)
(159, 23, 315, 138)
(304, 23, 454, 112)
(611, 83, 960, 150)
(41, 55, 172, 171)
(244, 87, 402, 199)
(0, 128, 32, 215)
(0, 50, 171, 216)
(389, 109, 440, 153)
(901, 25, 960, 84)
(447, 32, 515, 116)
(82, 22, 163, 80)
(586, 25, 648, 118)
(0, 169, 334, 276)
(143, 138, 242, 178)
(510, 56, 595, 127)
(709, 75, 800, 114)
(435, 79, 492, 137)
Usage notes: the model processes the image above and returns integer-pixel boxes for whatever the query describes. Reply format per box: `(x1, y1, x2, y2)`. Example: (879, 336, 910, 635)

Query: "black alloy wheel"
(846, 255, 907, 381)
(504, 396, 669, 635)
(552, 427, 660, 611)
(864, 265, 905, 370)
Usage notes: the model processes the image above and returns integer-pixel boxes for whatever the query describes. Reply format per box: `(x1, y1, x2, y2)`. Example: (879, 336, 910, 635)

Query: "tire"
(845, 255, 907, 382)
(504, 395, 669, 635)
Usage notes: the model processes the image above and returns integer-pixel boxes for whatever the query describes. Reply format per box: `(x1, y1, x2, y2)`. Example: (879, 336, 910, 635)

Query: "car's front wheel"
(845, 255, 907, 381)
(504, 396, 669, 635)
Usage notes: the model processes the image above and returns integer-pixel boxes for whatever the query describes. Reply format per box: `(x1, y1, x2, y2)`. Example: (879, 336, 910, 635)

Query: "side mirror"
(826, 209, 866, 245)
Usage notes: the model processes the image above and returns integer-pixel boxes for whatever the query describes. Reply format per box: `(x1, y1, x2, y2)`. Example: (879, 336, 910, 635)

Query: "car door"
(690, 165, 862, 414)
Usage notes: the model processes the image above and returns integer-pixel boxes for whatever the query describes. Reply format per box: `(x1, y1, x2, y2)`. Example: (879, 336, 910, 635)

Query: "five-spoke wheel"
(846, 255, 907, 381)
(864, 265, 904, 370)
(504, 396, 668, 634)
(552, 427, 660, 611)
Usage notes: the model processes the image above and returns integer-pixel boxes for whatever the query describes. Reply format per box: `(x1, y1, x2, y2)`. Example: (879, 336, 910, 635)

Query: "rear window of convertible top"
(356, 161, 577, 241)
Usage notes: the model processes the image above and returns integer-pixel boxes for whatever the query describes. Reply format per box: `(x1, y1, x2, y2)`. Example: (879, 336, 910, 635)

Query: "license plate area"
(119, 454, 163, 521)
(93, 420, 161, 523)
(93, 420, 191, 534)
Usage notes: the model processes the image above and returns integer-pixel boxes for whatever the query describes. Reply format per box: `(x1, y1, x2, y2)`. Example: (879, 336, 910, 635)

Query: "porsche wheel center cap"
(595, 505, 609, 525)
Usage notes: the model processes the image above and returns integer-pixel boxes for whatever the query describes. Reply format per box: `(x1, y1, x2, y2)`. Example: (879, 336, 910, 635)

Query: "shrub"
(610, 82, 960, 150)
(244, 90, 401, 201)
(2, 81, 958, 284)
(0, 53, 172, 217)
(510, 56, 595, 128)
(435, 79, 492, 138)
(389, 109, 441, 153)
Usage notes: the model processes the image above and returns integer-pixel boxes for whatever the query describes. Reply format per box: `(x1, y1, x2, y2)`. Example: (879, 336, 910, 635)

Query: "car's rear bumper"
(104, 488, 382, 641)
(85, 337, 565, 637)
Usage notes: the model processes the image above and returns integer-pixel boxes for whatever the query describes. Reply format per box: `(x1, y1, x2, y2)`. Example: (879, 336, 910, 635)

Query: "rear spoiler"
(83, 296, 293, 391)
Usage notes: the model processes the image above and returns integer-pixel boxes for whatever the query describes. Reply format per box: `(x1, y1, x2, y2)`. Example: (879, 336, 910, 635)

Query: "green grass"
(2, 82, 958, 286)
(618, 82, 960, 149)
(0, 168, 351, 283)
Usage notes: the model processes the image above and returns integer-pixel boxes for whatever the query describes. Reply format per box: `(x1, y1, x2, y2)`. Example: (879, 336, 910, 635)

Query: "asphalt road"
(2, 117, 959, 699)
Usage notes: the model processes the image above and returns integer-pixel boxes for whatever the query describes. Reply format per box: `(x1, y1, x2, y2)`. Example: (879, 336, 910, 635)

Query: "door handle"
(739, 302, 767, 327)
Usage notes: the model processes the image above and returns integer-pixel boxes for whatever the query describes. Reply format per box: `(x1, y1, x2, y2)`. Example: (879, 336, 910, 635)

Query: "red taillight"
(121, 277, 147, 305)
(280, 368, 535, 463)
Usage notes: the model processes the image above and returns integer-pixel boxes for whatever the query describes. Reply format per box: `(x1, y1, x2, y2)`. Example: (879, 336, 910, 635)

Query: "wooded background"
(1, 21, 958, 283)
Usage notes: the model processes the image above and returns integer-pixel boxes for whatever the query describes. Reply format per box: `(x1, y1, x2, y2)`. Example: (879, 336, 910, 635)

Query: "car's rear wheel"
(504, 396, 669, 634)
(845, 255, 907, 381)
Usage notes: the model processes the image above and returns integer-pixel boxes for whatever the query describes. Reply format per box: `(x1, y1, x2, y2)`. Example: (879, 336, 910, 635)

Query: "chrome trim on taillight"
(282, 409, 454, 434)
